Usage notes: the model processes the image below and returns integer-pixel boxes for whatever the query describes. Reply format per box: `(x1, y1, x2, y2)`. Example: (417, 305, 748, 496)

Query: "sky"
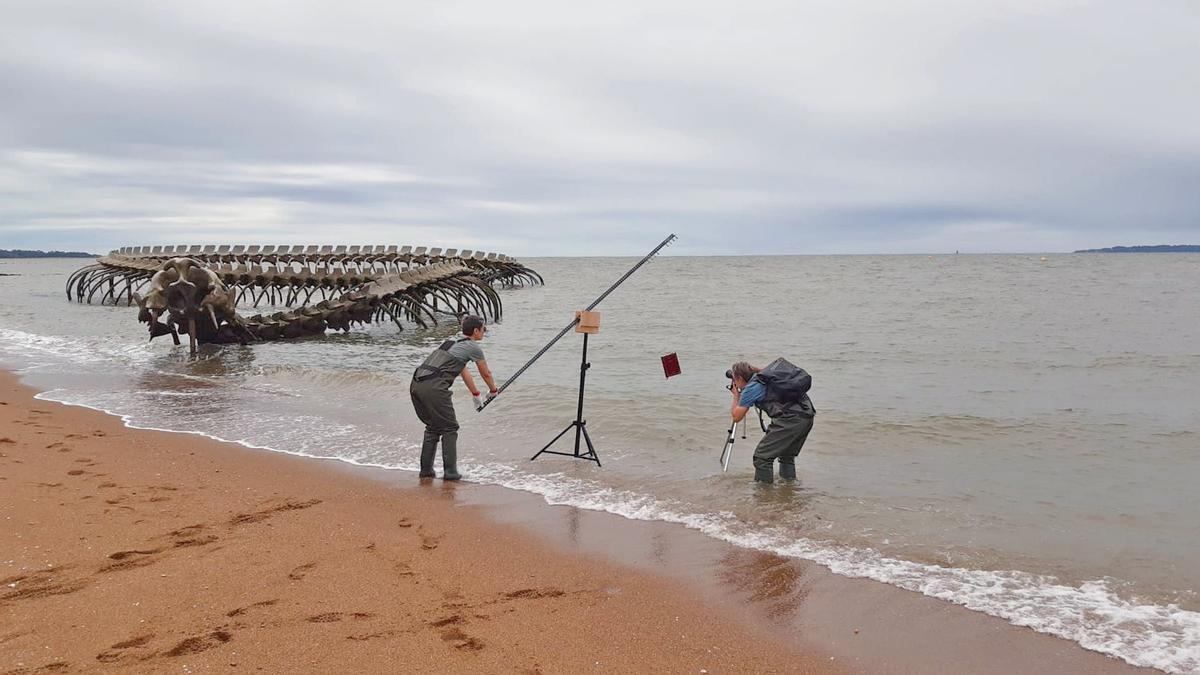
(1, 0, 1197, 256)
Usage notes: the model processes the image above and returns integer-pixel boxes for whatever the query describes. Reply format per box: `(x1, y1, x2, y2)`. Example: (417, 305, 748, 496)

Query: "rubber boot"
(779, 459, 797, 481)
(753, 463, 774, 484)
(441, 431, 461, 480)
(419, 429, 437, 478)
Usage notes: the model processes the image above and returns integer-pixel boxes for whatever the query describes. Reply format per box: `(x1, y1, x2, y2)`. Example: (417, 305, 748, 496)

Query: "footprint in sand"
(429, 614, 465, 628)
(162, 524, 220, 549)
(307, 612, 374, 623)
(225, 599, 278, 617)
(228, 498, 322, 526)
(11, 660, 71, 672)
(1, 569, 87, 602)
(169, 524, 206, 537)
(346, 629, 400, 642)
(172, 534, 219, 548)
(440, 627, 485, 652)
(95, 634, 155, 663)
(163, 630, 232, 657)
(108, 548, 162, 560)
(503, 588, 567, 600)
(99, 550, 161, 573)
(287, 562, 316, 580)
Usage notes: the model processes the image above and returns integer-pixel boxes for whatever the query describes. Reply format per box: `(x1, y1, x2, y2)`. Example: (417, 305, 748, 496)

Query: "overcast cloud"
(1, 0, 1197, 255)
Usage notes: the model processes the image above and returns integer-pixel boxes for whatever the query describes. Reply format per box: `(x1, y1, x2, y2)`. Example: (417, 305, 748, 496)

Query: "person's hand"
(472, 392, 484, 411)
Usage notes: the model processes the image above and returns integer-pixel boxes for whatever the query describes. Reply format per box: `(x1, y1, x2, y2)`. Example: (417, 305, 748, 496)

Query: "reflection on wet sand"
(717, 549, 812, 620)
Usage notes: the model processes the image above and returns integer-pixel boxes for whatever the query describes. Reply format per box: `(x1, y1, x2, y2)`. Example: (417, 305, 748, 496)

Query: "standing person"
(729, 359, 816, 483)
(410, 315, 498, 480)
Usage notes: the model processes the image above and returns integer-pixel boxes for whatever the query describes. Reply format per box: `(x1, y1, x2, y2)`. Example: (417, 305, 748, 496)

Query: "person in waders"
(410, 315, 498, 480)
(729, 359, 816, 483)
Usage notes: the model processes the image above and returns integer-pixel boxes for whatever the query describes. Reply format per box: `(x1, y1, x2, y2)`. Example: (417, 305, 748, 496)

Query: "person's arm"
(731, 380, 764, 422)
(460, 368, 481, 396)
(731, 386, 750, 423)
(476, 359, 498, 393)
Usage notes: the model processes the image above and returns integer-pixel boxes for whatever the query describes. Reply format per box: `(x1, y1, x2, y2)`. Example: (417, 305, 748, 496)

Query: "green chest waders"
(410, 338, 471, 479)
(752, 383, 816, 483)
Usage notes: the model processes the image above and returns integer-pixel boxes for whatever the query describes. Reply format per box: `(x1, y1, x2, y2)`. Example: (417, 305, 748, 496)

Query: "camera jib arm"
(479, 233, 678, 466)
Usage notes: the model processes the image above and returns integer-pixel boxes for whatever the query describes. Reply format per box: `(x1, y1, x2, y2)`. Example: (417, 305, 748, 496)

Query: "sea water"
(1, 253, 1197, 673)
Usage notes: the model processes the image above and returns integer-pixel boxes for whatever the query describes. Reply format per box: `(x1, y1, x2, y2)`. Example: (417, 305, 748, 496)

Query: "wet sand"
(0, 369, 1152, 673)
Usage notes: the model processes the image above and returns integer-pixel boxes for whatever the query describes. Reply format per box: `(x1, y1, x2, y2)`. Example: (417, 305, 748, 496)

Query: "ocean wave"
(0, 327, 155, 370)
(829, 412, 1054, 444)
(31, 389, 420, 472)
(1041, 354, 1200, 372)
(245, 365, 411, 398)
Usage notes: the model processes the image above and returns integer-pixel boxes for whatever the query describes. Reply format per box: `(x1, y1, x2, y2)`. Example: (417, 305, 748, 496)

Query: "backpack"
(755, 357, 812, 402)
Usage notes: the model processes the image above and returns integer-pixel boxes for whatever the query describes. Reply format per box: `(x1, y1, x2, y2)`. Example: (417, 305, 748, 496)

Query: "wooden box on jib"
(574, 310, 601, 334)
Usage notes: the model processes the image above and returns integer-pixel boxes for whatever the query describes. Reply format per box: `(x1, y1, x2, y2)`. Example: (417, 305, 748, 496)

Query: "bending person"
(410, 315, 497, 480)
(729, 359, 816, 483)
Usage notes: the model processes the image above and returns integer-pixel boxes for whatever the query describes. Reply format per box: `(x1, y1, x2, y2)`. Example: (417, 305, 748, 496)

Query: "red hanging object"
(661, 352, 681, 378)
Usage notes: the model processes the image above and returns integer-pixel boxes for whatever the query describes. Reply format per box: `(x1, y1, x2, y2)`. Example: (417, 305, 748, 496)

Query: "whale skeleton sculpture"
(65, 245, 545, 352)
(67, 244, 543, 307)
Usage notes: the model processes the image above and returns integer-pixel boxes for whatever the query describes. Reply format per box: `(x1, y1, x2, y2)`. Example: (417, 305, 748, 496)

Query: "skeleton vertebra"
(66, 245, 544, 351)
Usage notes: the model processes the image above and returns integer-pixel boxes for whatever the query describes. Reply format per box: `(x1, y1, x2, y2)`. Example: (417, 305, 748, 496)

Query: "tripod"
(718, 381, 748, 472)
(531, 332, 601, 466)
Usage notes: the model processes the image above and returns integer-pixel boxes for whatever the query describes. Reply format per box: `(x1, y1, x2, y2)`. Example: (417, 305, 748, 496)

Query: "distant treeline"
(1075, 245, 1200, 253)
(0, 249, 96, 259)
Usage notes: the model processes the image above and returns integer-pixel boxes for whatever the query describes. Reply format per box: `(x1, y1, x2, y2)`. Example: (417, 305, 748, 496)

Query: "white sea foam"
(0, 328, 154, 371)
(3, 327, 1198, 673)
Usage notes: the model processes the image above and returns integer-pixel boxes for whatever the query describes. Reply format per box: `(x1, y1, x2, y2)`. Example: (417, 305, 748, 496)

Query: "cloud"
(1, 0, 1197, 255)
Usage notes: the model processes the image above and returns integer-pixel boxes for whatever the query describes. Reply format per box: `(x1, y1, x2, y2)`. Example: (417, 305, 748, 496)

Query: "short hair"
(731, 361, 758, 381)
(461, 315, 485, 336)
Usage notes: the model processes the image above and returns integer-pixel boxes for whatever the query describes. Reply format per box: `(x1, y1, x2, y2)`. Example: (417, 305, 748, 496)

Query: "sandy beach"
(0, 368, 1155, 673)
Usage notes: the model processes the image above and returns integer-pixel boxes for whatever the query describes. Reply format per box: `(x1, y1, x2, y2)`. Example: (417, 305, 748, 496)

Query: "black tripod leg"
(531, 422, 576, 460)
(579, 424, 601, 467)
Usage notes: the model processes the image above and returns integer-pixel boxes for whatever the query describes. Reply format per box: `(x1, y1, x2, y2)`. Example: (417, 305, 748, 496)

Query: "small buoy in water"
(1040, 256, 1048, 261)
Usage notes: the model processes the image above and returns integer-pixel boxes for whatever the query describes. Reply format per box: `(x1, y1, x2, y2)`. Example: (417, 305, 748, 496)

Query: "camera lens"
(725, 369, 733, 379)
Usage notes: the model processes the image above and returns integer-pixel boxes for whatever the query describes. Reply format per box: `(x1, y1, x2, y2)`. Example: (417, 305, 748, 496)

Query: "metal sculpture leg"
(187, 317, 197, 355)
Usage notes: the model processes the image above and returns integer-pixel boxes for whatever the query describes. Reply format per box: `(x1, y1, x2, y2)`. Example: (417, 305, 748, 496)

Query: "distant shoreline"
(1075, 245, 1200, 253)
(0, 249, 96, 259)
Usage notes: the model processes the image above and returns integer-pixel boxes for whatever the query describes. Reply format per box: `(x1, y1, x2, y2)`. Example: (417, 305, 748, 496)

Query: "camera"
(725, 369, 734, 391)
